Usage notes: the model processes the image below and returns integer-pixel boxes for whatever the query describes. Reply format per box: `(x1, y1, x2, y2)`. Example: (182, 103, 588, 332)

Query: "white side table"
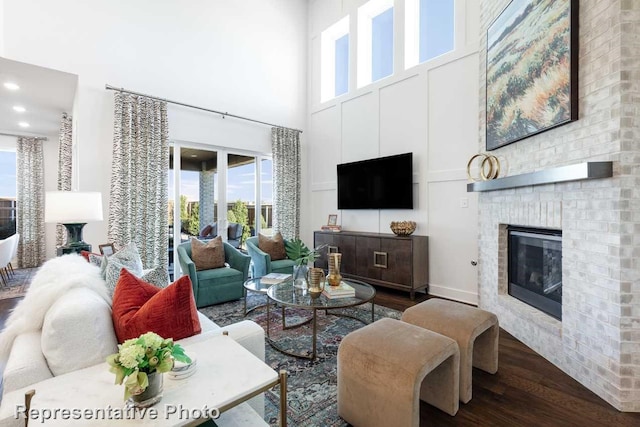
(0, 335, 287, 427)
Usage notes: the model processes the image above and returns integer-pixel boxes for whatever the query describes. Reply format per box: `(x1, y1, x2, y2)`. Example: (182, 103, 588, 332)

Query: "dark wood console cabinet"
(314, 230, 428, 299)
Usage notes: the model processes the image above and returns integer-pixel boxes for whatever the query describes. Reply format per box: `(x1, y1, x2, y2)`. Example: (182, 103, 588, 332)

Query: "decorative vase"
(327, 253, 342, 287)
(293, 264, 309, 289)
(307, 267, 326, 298)
(127, 372, 163, 408)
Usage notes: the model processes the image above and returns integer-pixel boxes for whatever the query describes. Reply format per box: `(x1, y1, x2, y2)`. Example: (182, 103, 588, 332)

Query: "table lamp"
(45, 191, 103, 255)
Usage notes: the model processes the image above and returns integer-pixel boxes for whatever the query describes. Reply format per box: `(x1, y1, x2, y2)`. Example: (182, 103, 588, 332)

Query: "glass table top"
(244, 277, 274, 293)
(266, 278, 376, 309)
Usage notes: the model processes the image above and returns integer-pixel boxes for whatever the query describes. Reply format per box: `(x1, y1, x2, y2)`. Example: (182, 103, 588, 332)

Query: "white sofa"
(0, 259, 266, 425)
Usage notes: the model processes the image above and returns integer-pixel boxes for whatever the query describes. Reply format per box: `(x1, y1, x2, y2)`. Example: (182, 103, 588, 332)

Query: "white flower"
(139, 332, 163, 350)
(119, 344, 145, 369)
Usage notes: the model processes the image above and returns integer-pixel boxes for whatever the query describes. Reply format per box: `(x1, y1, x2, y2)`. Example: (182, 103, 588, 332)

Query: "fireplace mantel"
(467, 161, 613, 192)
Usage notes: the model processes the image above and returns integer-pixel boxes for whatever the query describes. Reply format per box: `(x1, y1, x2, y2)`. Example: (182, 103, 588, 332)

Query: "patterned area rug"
(0, 267, 37, 300)
(199, 294, 401, 427)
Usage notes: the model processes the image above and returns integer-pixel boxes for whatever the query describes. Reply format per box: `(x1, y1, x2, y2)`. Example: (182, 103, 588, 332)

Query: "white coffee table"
(0, 334, 287, 426)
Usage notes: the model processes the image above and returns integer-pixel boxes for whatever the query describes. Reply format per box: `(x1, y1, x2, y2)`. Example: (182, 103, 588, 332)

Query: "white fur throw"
(0, 254, 110, 362)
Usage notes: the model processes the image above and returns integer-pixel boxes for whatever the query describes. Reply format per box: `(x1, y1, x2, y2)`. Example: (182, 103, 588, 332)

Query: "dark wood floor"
(373, 286, 640, 427)
(2, 289, 639, 425)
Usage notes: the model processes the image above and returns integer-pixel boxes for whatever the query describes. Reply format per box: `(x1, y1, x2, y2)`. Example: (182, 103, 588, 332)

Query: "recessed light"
(190, 154, 198, 158)
(3, 82, 20, 91)
(12, 106, 26, 113)
(18, 122, 30, 128)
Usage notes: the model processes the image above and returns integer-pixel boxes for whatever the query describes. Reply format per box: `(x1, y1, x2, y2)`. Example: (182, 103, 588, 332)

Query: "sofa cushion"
(191, 236, 225, 271)
(2, 331, 53, 394)
(112, 269, 201, 343)
(258, 232, 286, 261)
(41, 287, 118, 376)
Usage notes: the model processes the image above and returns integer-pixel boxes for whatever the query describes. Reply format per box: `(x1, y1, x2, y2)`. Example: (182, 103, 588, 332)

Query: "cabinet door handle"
(373, 251, 388, 268)
(328, 245, 339, 253)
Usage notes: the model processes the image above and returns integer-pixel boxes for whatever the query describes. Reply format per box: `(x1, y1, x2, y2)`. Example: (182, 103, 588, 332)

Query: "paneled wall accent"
(307, 0, 481, 303)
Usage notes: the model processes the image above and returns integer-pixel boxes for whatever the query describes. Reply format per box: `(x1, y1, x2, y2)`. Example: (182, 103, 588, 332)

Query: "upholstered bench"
(402, 298, 499, 403)
(338, 318, 460, 427)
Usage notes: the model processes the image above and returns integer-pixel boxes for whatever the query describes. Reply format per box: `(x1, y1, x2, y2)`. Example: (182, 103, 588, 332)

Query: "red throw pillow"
(112, 269, 201, 343)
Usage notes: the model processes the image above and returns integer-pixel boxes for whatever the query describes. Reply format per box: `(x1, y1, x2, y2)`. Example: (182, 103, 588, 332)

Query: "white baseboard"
(428, 284, 478, 306)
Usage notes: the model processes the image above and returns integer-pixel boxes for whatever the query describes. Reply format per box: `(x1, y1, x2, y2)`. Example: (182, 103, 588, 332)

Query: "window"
(321, 16, 350, 102)
(335, 34, 349, 97)
(358, 0, 394, 88)
(0, 150, 17, 239)
(405, 0, 454, 69)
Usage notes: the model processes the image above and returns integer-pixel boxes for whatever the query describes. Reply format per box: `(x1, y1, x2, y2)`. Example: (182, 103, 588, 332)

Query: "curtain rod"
(0, 132, 48, 141)
(105, 84, 303, 134)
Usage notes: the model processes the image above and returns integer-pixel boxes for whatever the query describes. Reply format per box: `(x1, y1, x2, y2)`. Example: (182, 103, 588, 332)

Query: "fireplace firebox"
(508, 226, 562, 320)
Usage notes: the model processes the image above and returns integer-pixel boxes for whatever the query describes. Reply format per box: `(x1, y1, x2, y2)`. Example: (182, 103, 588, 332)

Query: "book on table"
(322, 281, 356, 299)
(260, 273, 292, 285)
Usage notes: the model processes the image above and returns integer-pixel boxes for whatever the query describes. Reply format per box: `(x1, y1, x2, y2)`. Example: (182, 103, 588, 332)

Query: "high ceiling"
(0, 57, 78, 138)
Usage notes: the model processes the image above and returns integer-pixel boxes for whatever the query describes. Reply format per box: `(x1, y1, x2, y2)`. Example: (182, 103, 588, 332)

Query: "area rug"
(199, 294, 402, 427)
(0, 267, 37, 300)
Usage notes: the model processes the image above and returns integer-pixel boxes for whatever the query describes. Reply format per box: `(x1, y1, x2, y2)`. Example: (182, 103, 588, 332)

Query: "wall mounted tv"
(337, 153, 413, 209)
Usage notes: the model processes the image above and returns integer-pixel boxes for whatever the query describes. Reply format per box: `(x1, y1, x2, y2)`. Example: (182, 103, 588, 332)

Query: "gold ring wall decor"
(467, 153, 501, 181)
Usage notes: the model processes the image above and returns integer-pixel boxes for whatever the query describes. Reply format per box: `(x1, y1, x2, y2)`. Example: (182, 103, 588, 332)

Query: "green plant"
(228, 200, 250, 243)
(106, 332, 191, 400)
(285, 238, 325, 266)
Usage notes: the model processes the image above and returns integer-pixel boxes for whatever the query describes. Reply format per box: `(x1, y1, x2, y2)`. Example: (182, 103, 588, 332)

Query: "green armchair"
(177, 240, 251, 308)
(245, 236, 296, 278)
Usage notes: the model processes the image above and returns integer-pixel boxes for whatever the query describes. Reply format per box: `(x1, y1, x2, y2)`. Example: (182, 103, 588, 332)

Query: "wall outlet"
(460, 197, 469, 208)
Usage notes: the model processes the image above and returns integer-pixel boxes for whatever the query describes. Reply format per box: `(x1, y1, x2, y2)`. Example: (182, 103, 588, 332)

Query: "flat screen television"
(337, 153, 413, 209)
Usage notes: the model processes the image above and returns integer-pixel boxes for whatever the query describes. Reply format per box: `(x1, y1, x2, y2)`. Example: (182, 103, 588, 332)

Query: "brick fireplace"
(477, 0, 640, 411)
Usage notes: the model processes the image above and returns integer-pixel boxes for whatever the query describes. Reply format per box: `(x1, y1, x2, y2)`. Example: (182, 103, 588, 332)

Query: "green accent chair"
(177, 240, 251, 308)
(245, 236, 296, 278)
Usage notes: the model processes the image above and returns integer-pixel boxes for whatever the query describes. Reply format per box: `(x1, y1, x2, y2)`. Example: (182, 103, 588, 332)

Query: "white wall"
(307, 0, 480, 303)
(2, 0, 307, 253)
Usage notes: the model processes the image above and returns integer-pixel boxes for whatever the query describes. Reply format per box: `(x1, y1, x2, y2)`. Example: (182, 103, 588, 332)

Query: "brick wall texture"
(478, 0, 640, 411)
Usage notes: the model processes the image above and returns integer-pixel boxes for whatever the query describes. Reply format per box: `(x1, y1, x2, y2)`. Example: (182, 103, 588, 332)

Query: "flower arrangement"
(107, 332, 191, 400)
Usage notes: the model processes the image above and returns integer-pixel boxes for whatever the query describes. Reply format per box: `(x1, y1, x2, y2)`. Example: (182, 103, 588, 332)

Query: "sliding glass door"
(168, 143, 271, 277)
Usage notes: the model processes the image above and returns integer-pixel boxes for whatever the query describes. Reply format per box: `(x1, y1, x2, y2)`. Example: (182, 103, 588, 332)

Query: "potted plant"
(107, 332, 191, 407)
(285, 239, 326, 288)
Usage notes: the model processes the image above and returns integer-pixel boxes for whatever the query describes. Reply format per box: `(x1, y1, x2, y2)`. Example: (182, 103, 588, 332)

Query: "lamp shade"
(45, 191, 104, 223)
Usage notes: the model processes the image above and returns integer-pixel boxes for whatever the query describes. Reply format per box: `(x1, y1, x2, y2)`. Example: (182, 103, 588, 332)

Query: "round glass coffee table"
(243, 277, 274, 315)
(266, 278, 376, 360)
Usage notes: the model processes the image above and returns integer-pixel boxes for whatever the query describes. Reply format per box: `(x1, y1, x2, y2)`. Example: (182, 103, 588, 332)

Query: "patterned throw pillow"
(190, 236, 225, 271)
(106, 262, 170, 297)
(258, 232, 287, 261)
(108, 242, 144, 276)
(111, 269, 201, 343)
(88, 253, 104, 268)
(141, 266, 170, 288)
(102, 242, 168, 296)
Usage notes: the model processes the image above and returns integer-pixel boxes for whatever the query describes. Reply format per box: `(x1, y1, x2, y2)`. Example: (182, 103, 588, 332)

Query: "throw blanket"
(0, 254, 110, 362)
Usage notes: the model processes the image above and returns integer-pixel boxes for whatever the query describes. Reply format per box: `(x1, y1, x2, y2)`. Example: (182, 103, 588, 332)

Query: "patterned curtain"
(271, 127, 301, 240)
(56, 113, 73, 247)
(108, 92, 169, 269)
(16, 137, 45, 268)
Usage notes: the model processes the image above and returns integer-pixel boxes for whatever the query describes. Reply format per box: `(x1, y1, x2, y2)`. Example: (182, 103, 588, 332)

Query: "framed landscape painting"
(486, 0, 578, 150)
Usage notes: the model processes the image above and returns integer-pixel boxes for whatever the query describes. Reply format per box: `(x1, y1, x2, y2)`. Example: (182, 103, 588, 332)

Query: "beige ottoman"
(338, 318, 460, 427)
(402, 298, 499, 403)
